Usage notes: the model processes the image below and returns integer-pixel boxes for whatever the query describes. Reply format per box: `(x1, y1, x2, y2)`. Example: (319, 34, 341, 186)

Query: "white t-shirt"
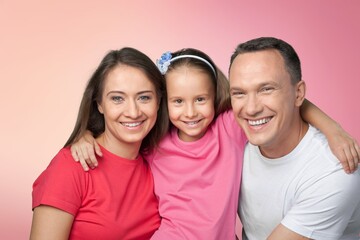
(239, 125, 360, 240)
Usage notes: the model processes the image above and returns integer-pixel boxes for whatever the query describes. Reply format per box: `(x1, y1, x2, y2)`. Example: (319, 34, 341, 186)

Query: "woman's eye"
(174, 99, 182, 104)
(111, 96, 123, 102)
(139, 95, 151, 102)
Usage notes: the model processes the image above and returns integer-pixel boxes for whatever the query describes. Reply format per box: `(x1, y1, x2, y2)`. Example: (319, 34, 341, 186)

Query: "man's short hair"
(230, 37, 302, 84)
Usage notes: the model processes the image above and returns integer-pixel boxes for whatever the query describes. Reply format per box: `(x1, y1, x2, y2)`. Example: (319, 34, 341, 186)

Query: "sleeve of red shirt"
(32, 147, 87, 216)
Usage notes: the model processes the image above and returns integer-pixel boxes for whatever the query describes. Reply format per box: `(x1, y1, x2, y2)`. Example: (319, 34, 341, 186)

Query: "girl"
(30, 47, 168, 240)
(72, 48, 359, 239)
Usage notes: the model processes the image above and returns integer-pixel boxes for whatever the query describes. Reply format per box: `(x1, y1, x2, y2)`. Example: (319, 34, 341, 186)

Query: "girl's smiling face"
(166, 66, 215, 142)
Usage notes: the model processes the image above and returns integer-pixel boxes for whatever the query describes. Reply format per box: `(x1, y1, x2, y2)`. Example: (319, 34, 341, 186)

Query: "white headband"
(156, 52, 216, 76)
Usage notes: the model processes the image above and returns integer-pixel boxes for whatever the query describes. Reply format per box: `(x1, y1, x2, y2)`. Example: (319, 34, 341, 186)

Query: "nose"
(245, 94, 262, 116)
(125, 100, 141, 118)
(185, 103, 197, 118)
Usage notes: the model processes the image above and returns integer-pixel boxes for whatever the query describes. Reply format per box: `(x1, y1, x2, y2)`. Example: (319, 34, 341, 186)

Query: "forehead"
(104, 65, 155, 90)
(229, 50, 289, 86)
(166, 66, 214, 89)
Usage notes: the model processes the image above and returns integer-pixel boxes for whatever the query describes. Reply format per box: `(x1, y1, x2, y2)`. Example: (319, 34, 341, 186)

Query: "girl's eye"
(195, 97, 205, 103)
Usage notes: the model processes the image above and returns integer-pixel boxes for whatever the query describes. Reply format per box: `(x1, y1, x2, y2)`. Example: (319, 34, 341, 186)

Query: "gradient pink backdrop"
(1, 1, 359, 239)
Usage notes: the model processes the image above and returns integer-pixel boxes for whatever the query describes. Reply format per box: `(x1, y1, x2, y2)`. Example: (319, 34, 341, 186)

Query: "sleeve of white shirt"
(281, 167, 360, 240)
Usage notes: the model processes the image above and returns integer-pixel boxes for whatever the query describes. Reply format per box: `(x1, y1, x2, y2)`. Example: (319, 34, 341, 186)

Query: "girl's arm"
(301, 99, 359, 173)
(70, 130, 102, 171)
(30, 205, 74, 240)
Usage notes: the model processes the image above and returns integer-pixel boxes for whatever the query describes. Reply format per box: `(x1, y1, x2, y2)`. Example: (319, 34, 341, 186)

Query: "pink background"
(1, 1, 359, 239)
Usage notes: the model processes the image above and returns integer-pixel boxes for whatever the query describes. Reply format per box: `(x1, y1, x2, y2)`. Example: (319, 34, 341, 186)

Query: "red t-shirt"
(32, 146, 160, 240)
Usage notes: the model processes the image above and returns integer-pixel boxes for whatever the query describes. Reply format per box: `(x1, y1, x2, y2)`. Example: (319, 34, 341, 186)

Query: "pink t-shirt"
(32, 146, 160, 240)
(147, 110, 247, 240)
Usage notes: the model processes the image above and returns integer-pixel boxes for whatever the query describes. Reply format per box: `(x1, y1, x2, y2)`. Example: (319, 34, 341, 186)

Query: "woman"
(30, 47, 168, 240)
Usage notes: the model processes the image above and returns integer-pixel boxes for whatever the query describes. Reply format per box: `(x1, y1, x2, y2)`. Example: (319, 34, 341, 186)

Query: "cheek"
(146, 103, 160, 116)
(168, 111, 178, 123)
(205, 105, 215, 118)
(167, 103, 178, 117)
(102, 109, 119, 123)
(230, 99, 243, 113)
(268, 95, 291, 111)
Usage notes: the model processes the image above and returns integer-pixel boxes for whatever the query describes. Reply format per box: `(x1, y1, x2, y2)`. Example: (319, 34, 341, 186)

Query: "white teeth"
(185, 121, 199, 125)
(122, 122, 142, 127)
(248, 118, 270, 126)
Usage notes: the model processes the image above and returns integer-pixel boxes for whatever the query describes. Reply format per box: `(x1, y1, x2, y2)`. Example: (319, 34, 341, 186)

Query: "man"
(229, 37, 360, 239)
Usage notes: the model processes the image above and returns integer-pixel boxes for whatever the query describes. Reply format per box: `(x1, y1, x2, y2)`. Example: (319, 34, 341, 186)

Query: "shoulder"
(37, 147, 86, 182)
(145, 131, 173, 162)
(32, 147, 87, 215)
(215, 110, 247, 142)
(299, 126, 340, 167)
(294, 127, 360, 196)
(33, 147, 88, 192)
(47, 147, 83, 170)
(216, 110, 234, 124)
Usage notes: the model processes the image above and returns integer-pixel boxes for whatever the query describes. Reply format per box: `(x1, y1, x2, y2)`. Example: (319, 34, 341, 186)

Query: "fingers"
(340, 140, 359, 174)
(86, 145, 98, 168)
(80, 159, 90, 172)
(71, 145, 90, 171)
(69, 133, 100, 171)
(77, 145, 91, 171)
(81, 144, 98, 170)
(70, 146, 80, 162)
(70, 144, 95, 171)
(337, 148, 351, 174)
(94, 141, 103, 158)
(343, 147, 354, 174)
(354, 139, 360, 166)
(350, 140, 359, 169)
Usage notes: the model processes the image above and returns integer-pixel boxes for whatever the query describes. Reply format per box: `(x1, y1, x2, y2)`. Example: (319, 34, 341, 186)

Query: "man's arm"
(267, 224, 311, 240)
(267, 165, 360, 240)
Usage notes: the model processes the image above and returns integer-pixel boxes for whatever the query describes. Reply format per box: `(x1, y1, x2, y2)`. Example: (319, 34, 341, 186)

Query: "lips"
(121, 121, 143, 128)
(183, 120, 201, 126)
(248, 117, 271, 126)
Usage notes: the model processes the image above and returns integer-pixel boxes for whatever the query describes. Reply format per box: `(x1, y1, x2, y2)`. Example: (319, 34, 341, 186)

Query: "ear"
(295, 80, 306, 107)
(97, 102, 104, 114)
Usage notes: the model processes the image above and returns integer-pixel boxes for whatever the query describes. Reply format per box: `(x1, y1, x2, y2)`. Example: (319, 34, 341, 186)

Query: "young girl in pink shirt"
(71, 48, 359, 239)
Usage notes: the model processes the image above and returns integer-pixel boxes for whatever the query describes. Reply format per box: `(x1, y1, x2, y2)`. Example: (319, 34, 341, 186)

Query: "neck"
(260, 119, 309, 159)
(96, 134, 141, 160)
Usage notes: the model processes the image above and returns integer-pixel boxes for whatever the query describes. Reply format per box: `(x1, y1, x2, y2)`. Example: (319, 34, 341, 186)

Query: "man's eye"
(231, 91, 244, 97)
(260, 87, 274, 93)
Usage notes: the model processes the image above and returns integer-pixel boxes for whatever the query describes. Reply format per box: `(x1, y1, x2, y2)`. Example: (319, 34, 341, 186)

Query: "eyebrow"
(106, 90, 155, 96)
(230, 81, 279, 90)
(168, 93, 210, 99)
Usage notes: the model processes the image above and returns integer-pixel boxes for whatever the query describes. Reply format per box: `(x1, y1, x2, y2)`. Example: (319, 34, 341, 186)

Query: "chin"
(246, 134, 268, 147)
